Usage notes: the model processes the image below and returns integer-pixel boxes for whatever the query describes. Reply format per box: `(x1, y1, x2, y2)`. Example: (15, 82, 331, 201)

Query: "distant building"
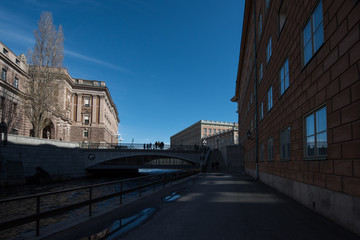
(204, 127, 238, 149)
(232, 0, 359, 234)
(170, 120, 238, 146)
(0, 41, 119, 144)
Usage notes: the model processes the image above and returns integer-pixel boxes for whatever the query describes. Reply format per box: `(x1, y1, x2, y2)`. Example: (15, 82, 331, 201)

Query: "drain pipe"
(253, 0, 259, 180)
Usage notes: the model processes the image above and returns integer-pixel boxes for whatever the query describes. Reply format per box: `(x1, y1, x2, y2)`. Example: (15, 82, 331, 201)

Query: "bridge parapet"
(81, 142, 207, 152)
(83, 146, 209, 170)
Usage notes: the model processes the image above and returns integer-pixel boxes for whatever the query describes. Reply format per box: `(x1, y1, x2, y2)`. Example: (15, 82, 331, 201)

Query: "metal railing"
(0, 170, 198, 238)
(81, 142, 209, 151)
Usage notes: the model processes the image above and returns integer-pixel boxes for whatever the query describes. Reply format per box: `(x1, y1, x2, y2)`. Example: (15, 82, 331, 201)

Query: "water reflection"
(83, 208, 156, 240)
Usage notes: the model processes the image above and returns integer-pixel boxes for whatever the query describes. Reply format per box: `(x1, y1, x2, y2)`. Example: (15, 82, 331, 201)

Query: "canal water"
(0, 169, 177, 240)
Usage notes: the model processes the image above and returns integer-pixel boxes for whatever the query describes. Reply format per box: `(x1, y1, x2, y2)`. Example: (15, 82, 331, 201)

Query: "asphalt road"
(44, 173, 359, 240)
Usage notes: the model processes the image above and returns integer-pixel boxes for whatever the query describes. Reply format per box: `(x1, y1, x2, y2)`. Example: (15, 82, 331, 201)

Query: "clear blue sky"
(0, 0, 244, 143)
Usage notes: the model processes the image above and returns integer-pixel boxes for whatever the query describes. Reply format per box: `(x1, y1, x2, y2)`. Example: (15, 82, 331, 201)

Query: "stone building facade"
(170, 120, 238, 146)
(0, 41, 119, 144)
(232, 0, 359, 234)
(204, 128, 239, 150)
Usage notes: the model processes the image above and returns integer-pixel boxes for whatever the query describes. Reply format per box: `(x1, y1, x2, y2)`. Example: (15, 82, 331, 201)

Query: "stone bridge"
(83, 148, 205, 171)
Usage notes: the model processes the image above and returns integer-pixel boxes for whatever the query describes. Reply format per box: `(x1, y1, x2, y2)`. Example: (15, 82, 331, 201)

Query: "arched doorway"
(42, 121, 55, 139)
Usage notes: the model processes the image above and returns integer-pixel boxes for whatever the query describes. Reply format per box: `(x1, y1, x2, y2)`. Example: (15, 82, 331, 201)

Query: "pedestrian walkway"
(44, 173, 359, 240)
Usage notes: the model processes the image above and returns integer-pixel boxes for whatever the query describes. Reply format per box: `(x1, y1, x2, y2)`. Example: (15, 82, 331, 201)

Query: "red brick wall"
(238, 0, 359, 198)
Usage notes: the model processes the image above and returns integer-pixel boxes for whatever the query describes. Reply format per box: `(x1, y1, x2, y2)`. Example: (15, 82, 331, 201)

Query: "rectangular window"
(303, 1, 324, 65)
(3, 48, 8, 55)
(280, 127, 291, 160)
(209, 129, 212, 133)
(14, 77, 19, 88)
(305, 106, 327, 157)
(83, 129, 88, 138)
(1, 68, 7, 81)
(260, 102, 264, 121)
(280, 58, 289, 95)
(267, 86, 273, 111)
(84, 115, 89, 125)
(16, 59, 20, 65)
(278, 0, 288, 32)
(268, 137, 274, 161)
(267, 37, 272, 63)
(84, 98, 90, 106)
(259, 63, 263, 82)
(260, 142, 264, 161)
(204, 128, 207, 133)
(266, 0, 270, 10)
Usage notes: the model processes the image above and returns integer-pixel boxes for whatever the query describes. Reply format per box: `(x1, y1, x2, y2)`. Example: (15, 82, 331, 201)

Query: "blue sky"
(0, 0, 244, 143)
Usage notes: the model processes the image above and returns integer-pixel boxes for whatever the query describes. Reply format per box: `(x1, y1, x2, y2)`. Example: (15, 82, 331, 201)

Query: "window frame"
(84, 115, 90, 125)
(268, 137, 274, 161)
(280, 58, 289, 96)
(260, 142, 264, 162)
(302, 0, 324, 67)
(83, 129, 89, 138)
(304, 105, 327, 159)
(266, 37, 272, 64)
(14, 77, 19, 89)
(84, 97, 90, 107)
(280, 126, 291, 161)
(1, 68, 7, 81)
(267, 86, 273, 112)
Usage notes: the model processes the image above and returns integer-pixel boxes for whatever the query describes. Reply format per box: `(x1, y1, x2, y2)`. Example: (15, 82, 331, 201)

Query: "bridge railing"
(0, 170, 199, 238)
(81, 142, 209, 152)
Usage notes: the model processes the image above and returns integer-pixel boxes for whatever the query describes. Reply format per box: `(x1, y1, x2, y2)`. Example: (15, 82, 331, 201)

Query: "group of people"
(144, 141, 165, 150)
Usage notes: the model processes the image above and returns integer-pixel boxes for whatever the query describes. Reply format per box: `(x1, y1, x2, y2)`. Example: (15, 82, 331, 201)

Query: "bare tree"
(0, 95, 22, 134)
(24, 12, 64, 138)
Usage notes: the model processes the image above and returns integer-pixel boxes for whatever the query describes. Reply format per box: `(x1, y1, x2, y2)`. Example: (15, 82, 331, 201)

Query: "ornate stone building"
(0, 41, 119, 144)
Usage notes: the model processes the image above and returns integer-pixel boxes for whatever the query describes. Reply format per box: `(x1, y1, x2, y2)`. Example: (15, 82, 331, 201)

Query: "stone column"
(99, 96, 105, 124)
(77, 94, 82, 123)
(92, 95, 97, 124)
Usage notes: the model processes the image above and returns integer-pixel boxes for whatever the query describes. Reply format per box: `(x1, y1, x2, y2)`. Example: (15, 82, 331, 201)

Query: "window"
(259, 63, 263, 82)
(278, 0, 288, 32)
(14, 77, 19, 89)
(259, 14, 263, 37)
(266, 37, 272, 63)
(305, 106, 327, 157)
(250, 92, 253, 104)
(267, 86, 273, 111)
(260, 102, 264, 121)
(84, 115, 89, 125)
(1, 68, 7, 81)
(303, 1, 324, 65)
(204, 128, 207, 133)
(266, 0, 270, 10)
(214, 129, 217, 134)
(209, 129, 212, 133)
(280, 127, 290, 160)
(3, 48, 8, 55)
(260, 142, 264, 161)
(84, 98, 90, 106)
(83, 129, 88, 138)
(280, 58, 289, 95)
(268, 137, 274, 161)
(16, 59, 20, 65)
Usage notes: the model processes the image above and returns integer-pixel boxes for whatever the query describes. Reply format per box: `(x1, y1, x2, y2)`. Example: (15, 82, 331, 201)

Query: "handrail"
(0, 173, 166, 203)
(0, 170, 199, 237)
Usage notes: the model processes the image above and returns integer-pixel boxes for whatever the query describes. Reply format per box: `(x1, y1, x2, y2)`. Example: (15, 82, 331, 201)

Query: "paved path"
(45, 173, 359, 240)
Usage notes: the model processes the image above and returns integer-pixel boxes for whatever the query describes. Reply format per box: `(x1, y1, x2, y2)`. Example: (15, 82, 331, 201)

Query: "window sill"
(280, 158, 290, 162)
(304, 156, 327, 161)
